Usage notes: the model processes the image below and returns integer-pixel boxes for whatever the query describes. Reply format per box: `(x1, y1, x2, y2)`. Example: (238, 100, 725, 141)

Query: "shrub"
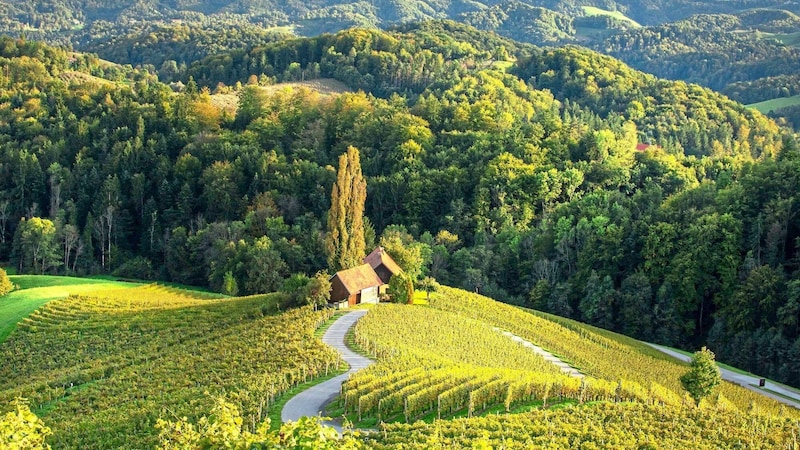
(112, 256, 155, 280)
(388, 272, 414, 304)
(0, 268, 13, 296)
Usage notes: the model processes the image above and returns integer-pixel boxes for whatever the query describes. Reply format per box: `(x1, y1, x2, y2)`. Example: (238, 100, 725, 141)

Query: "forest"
(0, 22, 799, 388)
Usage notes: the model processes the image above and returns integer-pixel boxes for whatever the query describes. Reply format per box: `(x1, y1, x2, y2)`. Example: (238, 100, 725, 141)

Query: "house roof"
(636, 143, 662, 152)
(332, 263, 383, 295)
(364, 247, 403, 275)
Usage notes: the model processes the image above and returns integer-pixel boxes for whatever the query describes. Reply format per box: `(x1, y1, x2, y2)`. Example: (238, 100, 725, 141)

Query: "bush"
(280, 272, 331, 310)
(112, 256, 155, 280)
(388, 272, 414, 304)
(0, 268, 13, 296)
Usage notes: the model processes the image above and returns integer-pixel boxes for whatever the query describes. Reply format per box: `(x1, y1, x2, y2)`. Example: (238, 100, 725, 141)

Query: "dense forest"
(1, 23, 800, 388)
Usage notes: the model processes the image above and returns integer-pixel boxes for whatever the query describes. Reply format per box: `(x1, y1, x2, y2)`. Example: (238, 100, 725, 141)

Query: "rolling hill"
(5, 0, 800, 128)
(2, 278, 799, 448)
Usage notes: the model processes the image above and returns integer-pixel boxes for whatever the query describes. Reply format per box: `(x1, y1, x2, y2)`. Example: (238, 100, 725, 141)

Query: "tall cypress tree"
(325, 146, 367, 272)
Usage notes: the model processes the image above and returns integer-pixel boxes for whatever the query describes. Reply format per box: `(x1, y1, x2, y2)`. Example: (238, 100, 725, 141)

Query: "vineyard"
(364, 402, 800, 449)
(0, 285, 342, 449)
(4, 281, 800, 448)
(336, 287, 800, 433)
(427, 287, 800, 418)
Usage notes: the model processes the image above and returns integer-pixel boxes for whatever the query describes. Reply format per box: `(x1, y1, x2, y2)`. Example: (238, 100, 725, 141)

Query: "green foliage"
(156, 396, 362, 449)
(0, 398, 51, 449)
(14, 217, 60, 274)
(0, 27, 799, 388)
(416, 276, 439, 301)
(325, 146, 367, 272)
(680, 347, 722, 406)
(387, 272, 414, 304)
(112, 256, 155, 280)
(379, 225, 429, 281)
(222, 271, 239, 296)
(280, 272, 331, 309)
(0, 268, 13, 296)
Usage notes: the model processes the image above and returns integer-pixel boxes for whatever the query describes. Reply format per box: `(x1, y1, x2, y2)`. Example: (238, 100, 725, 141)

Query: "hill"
(3, 283, 799, 447)
(5, 0, 800, 129)
(0, 283, 341, 448)
(1, 25, 800, 390)
(0, 274, 138, 342)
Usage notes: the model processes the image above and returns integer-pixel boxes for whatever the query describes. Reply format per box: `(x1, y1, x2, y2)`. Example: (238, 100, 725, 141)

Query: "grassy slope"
(0, 275, 139, 343)
(762, 31, 800, 47)
(211, 78, 352, 114)
(581, 6, 641, 28)
(747, 94, 800, 113)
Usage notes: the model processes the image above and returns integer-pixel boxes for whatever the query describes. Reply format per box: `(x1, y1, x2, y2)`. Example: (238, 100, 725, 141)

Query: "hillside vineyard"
(1, 12, 800, 447)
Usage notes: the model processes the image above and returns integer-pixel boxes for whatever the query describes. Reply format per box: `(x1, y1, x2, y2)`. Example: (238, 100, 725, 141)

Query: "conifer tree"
(325, 146, 367, 272)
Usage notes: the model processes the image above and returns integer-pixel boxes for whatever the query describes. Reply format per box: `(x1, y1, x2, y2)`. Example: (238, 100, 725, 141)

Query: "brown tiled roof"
(364, 247, 403, 275)
(332, 263, 383, 295)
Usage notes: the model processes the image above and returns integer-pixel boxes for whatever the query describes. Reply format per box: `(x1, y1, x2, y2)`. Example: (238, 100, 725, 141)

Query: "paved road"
(646, 343, 800, 409)
(281, 309, 373, 432)
(496, 328, 583, 378)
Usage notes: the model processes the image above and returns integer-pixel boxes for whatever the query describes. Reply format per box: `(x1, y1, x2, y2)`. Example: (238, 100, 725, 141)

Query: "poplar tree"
(326, 146, 367, 272)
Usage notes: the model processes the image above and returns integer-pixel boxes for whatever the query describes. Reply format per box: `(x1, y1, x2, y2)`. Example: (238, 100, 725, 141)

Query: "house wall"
(360, 286, 379, 304)
(330, 277, 350, 303)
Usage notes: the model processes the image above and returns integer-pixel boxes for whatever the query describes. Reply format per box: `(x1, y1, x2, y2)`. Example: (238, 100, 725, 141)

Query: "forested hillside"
(5, 0, 800, 130)
(0, 24, 799, 387)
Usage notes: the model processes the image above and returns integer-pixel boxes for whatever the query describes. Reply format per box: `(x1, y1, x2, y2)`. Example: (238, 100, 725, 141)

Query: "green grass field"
(0, 274, 139, 343)
(747, 94, 800, 113)
(761, 31, 800, 48)
(581, 6, 641, 28)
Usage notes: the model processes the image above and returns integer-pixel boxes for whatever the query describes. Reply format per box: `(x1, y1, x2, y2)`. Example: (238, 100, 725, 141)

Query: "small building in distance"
(364, 246, 403, 285)
(329, 263, 383, 308)
(329, 247, 403, 308)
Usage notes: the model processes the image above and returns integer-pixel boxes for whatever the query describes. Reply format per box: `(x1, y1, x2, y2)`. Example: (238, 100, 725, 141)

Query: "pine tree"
(680, 346, 721, 406)
(325, 146, 367, 272)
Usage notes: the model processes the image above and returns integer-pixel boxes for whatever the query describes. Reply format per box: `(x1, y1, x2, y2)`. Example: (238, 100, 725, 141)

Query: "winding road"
(281, 309, 373, 431)
(646, 343, 800, 409)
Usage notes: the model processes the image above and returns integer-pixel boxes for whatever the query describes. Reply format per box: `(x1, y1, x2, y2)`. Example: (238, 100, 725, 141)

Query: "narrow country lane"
(495, 328, 584, 378)
(281, 309, 373, 432)
(646, 343, 800, 409)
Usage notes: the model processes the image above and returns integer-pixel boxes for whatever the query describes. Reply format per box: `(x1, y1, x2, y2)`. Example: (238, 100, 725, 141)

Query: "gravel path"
(646, 343, 800, 409)
(281, 310, 373, 432)
(495, 328, 583, 378)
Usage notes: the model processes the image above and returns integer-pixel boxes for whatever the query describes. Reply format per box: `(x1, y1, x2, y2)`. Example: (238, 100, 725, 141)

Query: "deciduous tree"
(680, 347, 721, 406)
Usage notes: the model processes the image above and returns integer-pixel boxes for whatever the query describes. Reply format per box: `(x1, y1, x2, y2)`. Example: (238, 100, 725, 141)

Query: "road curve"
(646, 343, 800, 409)
(281, 309, 373, 431)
